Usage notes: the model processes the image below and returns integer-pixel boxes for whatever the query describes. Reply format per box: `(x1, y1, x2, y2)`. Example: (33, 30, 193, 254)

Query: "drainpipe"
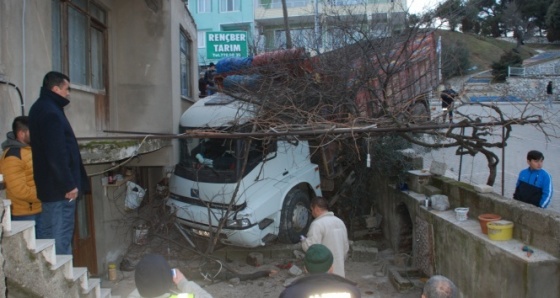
(22, 0, 27, 111)
(0, 80, 25, 116)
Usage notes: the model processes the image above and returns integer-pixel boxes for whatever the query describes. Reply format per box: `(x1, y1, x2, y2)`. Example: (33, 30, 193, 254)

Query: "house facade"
(0, 0, 198, 277)
(189, 0, 256, 66)
(255, 0, 408, 51)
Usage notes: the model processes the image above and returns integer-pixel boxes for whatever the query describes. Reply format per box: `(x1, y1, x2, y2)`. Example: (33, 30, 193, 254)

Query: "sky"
(408, 0, 444, 14)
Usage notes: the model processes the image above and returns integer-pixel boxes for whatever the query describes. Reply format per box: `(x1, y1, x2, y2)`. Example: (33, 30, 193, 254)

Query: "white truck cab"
(167, 93, 322, 247)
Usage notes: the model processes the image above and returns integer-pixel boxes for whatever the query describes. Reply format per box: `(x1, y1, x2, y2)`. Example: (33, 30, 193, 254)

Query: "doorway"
(72, 190, 98, 275)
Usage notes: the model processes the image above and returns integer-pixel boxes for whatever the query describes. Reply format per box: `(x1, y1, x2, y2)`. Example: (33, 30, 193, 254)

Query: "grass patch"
(435, 30, 538, 73)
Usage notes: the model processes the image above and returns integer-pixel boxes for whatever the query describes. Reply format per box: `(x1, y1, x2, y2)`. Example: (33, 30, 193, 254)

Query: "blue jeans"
(35, 200, 76, 255)
(12, 214, 39, 221)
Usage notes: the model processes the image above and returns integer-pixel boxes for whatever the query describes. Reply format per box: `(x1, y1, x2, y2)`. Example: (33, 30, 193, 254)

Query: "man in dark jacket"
(28, 71, 89, 255)
(441, 85, 458, 123)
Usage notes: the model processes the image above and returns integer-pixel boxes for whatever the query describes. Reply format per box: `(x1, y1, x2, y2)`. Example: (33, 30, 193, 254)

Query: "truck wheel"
(278, 188, 311, 244)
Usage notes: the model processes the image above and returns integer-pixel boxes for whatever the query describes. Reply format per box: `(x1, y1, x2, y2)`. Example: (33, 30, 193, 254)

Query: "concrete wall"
(3, 234, 84, 298)
(0, 0, 53, 135)
(378, 174, 560, 297)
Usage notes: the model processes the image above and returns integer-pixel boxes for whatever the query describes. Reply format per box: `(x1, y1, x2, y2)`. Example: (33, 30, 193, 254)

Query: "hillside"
(435, 30, 538, 73)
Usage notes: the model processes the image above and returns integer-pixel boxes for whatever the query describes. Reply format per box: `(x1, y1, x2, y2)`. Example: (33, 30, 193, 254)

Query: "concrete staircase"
(461, 75, 500, 100)
(2, 199, 112, 298)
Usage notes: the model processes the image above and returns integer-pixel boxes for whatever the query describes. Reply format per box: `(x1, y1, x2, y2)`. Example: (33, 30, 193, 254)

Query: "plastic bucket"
(478, 214, 502, 234)
(487, 220, 514, 241)
(454, 207, 469, 221)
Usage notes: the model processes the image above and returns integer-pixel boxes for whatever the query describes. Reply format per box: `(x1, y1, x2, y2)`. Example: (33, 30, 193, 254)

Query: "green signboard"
(206, 31, 248, 59)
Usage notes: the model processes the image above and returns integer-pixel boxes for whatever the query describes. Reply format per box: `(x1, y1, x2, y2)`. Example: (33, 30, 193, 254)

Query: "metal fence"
(508, 66, 525, 77)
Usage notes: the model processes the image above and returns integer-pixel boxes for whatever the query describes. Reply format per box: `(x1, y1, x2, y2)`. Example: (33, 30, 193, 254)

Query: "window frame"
(51, 0, 107, 92)
(220, 0, 240, 12)
(197, 31, 207, 49)
(180, 29, 193, 98)
(198, 0, 211, 13)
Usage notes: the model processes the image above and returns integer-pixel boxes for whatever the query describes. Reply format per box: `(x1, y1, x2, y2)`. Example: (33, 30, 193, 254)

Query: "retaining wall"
(378, 175, 560, 297)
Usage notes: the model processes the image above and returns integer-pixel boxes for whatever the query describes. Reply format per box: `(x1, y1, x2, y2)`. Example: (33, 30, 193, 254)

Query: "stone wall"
(494, 59, 560, 101)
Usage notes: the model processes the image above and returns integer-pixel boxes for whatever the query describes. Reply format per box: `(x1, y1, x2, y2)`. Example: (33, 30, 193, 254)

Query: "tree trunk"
(281, 0, 292, 49)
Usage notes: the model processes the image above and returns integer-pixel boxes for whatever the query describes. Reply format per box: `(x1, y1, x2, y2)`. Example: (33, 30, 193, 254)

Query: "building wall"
(189, 0, 256, 65)
(255, 0, 407, 50)
(0, 0, 54, 135)
(0, 0, 198, 278)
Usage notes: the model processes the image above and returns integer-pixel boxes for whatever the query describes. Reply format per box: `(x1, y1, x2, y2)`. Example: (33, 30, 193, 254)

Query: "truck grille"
(169, 192, 246, 211)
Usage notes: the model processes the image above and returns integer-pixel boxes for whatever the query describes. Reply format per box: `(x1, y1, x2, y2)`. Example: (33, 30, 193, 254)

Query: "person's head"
(134, 254, 174, 297)
(209, 62, 215, 69)
(304, 244, 334, 274)
(42, 71, 70, 98)
(421, 275, 458, 298)
(310, 196, 328, 218)
(12, 116, 30, 145)
(526, 150, 544, 170)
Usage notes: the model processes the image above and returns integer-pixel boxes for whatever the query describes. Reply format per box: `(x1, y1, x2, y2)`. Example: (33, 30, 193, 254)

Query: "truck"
(166, 31, 439, 248)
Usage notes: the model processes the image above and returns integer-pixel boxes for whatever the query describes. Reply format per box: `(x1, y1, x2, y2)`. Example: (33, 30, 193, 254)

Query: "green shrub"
(491, 51, 523, 82)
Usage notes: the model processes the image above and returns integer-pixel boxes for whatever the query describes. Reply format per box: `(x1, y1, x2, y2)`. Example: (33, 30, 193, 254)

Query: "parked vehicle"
(167, 31, 439, 248)
(167, 93, 322, 247)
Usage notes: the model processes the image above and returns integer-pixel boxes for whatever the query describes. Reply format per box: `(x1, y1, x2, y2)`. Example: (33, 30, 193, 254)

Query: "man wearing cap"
(301, 196, 349, 277)
(128, 254, 212, 298)
(280, 244, 361, 298)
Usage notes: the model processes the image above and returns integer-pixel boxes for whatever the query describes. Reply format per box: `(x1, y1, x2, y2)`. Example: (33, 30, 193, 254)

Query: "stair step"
(100, 288, 112, 298)
(82, 277, 100, 294)
(70, 266, 87, 282)
(4, 220, 34, 236)
(2, 199, 12, 231)
(51, 254, 73, 271)
(34, 238, 55, 253)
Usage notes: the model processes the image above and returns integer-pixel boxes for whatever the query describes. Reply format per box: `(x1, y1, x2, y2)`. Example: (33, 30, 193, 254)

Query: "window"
(51, 0, 107, 90)
(197, 31, 206, 49)
(180, 30, 192, 98)
(220, 0, 240, 12)
(198, 0, 211, 13)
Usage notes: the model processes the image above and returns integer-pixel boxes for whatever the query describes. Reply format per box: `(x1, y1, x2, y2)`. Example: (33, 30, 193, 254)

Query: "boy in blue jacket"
(514, 150, 553, 208)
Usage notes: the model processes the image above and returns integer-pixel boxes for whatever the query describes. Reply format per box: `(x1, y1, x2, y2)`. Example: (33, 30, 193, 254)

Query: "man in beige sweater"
(301, 196, 349, 277)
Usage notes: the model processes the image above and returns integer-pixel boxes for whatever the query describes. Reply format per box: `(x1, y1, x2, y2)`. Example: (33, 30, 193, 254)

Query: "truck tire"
(278, 188, 311, 244)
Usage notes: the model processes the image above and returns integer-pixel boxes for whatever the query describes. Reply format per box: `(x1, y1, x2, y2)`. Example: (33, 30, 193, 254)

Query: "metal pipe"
(501, 125, 505, 196)
(0, 80, 25, 116)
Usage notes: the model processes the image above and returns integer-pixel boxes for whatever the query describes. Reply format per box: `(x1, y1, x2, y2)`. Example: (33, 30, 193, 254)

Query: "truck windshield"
(174, 136, 271, 183)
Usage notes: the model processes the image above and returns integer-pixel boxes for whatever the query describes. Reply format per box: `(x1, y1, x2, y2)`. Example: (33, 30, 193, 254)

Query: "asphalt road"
(422, 101, 560, 213)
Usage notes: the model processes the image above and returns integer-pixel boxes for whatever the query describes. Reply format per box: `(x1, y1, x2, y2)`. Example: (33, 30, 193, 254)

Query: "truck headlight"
(226, 218, 251, 228)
